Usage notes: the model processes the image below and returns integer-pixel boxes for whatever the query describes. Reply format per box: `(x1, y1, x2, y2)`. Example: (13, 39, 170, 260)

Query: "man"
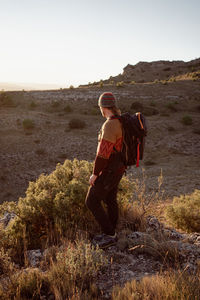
(85, 92, 126, 248)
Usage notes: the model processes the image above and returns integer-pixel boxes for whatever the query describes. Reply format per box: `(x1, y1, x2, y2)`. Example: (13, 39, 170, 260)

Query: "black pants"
(85, 169, 124, 235)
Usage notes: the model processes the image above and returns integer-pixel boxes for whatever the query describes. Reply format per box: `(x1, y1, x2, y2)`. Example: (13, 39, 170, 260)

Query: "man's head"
(98, 92, 116, 108)
(98, 92, 120, 118)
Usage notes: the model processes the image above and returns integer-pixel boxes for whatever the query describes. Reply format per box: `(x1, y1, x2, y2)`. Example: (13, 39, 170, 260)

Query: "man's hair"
(107, 106, 121, 116)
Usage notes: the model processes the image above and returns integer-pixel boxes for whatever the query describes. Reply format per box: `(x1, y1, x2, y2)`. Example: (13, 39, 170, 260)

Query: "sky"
(0, 0, 200, 88)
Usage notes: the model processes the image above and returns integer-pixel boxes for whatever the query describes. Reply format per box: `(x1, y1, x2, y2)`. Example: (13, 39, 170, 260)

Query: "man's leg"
(104, 186, 118, 232)
(85, 184, 115, 236)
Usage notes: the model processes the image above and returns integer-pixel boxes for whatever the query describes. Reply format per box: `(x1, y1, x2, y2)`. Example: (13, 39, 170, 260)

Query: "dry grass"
(112, 269, 200, 300)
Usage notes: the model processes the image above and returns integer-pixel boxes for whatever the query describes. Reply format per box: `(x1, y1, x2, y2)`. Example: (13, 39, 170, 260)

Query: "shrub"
(116, 81, 124, 87)
(35, 148, 46, 155)
(130, 101, 143, 111)
(0, 92, 15, 107)
(0, 247, 13, 276)
(69, 85, 74, 89)
(48, 240, 107, 299)
(29, 101, 37, 110)
(0, 268, 49, 300)
(69, 118, 86, 129)
(99, 80, 104, 88)
(112, 270, 200, 300)
(51, 101, 60, 108)
(0, 159, 133, 255)
(181, 115, 192, 125)
(166, 102, 178, 112)
(193, 129, 200, 135)
(167, 126, 175, 132)
(22, 119, 35, 130)
(166, 189, 200, 232)
(63, 105, 72, 113)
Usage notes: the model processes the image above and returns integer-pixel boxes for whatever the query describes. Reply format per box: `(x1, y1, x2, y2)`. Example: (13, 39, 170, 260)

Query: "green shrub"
(22, 119, 35, 130)
(69, 85, 74, 89)
(166, 189, 200, 232)
(181, 115, 193, 125)
(12, 162, 131, 256)
(0, 159, 133, 256)
(69, 118, 86, 129)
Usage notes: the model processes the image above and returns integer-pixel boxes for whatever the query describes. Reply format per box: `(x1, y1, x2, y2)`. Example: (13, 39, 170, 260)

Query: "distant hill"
(80, 58, 200, 87)
(116, 58, 200, 83)
(0, 82, 62, 91)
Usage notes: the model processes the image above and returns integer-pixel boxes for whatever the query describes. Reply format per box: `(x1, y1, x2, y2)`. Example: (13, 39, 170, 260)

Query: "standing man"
(85, 92, 125, 248)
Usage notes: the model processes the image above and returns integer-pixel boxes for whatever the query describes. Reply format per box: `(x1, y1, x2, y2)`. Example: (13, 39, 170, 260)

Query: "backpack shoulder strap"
(136, 112, 144, 130)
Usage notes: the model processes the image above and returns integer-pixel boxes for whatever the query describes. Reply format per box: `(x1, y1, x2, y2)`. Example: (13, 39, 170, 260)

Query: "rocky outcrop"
(111, 58, 200, 83)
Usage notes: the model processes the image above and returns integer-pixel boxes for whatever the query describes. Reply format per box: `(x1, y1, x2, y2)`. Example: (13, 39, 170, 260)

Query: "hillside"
(0, 71, 200, 205)
(78, 58, 200, 87)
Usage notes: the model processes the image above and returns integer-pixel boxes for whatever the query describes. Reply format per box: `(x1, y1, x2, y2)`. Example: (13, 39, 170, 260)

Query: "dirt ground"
(0, 80, 200, 205)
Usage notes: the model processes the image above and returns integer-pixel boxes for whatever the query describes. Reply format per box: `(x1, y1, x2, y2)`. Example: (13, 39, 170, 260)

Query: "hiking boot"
(92, 233, 117, 249)
(93, 233, 107, 242)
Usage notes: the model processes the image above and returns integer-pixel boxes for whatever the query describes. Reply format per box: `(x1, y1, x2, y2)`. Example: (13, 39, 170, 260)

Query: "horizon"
(1, 0, 200, 89)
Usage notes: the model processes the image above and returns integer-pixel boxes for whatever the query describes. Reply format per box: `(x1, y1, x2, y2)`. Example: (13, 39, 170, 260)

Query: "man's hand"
(89, 174, 97, 186)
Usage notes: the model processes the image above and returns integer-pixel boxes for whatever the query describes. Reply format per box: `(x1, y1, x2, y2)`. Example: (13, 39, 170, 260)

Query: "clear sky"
(0, 0, 200, 88)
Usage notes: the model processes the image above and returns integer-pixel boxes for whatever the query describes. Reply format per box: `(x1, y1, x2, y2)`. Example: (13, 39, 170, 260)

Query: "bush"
(48, 240, 106, 299)
(22, 119, 35, 130)
(130, 101, 143, 111)
(35, 148, 46, 155)
(63, 105, 72, 113)
(51, 101, 60, 108)
(69, 118, 86, 129)
(181, 115, 193, 125)
(166, 189, 200, 232)
(166, 102, 178, 112)
(29, 101, 37, 110)
(116, 81, 124, 88)
(0, 92, 15, 107)
(0, 159, 133, 254)
(99, 80, 103, 88)
(0, 268, 49, 300)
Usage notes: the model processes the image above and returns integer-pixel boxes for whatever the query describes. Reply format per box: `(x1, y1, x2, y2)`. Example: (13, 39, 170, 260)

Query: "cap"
(98, 92, 117, 108)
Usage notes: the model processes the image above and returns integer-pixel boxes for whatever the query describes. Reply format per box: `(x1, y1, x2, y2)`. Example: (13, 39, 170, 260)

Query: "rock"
(27, 249, 43, 267)
(146, 216, 163, 233)
(0, 212, 16, 227)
